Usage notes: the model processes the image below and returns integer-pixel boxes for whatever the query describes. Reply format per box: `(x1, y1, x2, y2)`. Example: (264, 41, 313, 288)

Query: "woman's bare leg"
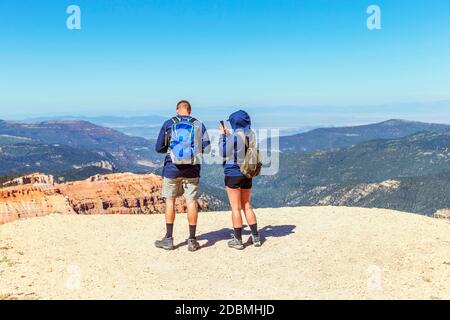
(226, 187, 242, 228)
(226, 187, 245, 249)
(241, 188, 257, 226)
(241, 188, 261, 246)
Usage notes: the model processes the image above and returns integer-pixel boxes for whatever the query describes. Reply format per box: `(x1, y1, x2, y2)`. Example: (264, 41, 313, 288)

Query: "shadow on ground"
(176, 224, 296, 249)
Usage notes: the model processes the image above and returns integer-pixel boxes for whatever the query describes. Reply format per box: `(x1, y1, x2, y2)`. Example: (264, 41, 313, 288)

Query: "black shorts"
(225, 176, 252, 189)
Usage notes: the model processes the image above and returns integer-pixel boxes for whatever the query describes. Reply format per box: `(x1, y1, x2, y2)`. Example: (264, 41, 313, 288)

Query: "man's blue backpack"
(167, 116, 198, 165)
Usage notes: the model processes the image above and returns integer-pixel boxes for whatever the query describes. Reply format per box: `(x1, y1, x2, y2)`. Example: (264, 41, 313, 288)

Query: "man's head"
(176, 100, 192, 115)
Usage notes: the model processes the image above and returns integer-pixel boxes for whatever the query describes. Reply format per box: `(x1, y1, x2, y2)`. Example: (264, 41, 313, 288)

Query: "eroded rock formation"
(3, 173, 54, 187)
(434, 209, 450, 220)
(0, 185, 74, 224)
(0, 173, 209, 224)
(56, 173, 186, 215)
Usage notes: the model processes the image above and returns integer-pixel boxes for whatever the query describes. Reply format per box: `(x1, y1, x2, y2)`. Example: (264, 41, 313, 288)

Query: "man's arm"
(155, 120, 169, 153)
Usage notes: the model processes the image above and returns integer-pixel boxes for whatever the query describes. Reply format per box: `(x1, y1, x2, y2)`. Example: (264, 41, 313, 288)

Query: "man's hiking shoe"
(228, 235, 244, 250)
(187, 238, 200, 252)
(251, 233, 262, 247)
(155, 237, 174, 250)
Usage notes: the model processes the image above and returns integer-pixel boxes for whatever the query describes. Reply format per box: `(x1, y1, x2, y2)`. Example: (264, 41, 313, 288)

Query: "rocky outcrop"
(3, 173, 54, 187)
(0, 173, 209, 224)
(0, 185, 74, 224)
(72, 160, 115, 171)
(56, 173, 187, 215)
(310, 179, 401, 206)
(434, 209, 450, 220)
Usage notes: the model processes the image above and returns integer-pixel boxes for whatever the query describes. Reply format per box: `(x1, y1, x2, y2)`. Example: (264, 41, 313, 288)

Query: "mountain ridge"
(200, 128, 450, 214)
(0, 119, 161, 176)
(252, 129, 450, 212)
(277, 118, 450, 152)
(1, 118, 449, 215)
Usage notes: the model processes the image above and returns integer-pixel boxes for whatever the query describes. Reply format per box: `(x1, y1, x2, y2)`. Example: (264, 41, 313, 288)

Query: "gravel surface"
(1, 206, 449, 300)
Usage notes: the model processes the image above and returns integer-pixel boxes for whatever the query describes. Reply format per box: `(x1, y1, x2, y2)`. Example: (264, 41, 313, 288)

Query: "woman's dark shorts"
(225, 176, 252, 189)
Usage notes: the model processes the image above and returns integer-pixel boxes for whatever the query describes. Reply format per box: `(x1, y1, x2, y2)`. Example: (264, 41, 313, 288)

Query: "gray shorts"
(162, 177, 200, 200)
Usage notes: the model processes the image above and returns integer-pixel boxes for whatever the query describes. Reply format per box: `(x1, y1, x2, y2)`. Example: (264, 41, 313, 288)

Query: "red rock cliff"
(0, 173, 208, 224)
(0, 185, 74, 224)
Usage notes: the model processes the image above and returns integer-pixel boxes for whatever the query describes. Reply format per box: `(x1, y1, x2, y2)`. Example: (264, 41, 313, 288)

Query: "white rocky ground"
(0, 206, 449, 300)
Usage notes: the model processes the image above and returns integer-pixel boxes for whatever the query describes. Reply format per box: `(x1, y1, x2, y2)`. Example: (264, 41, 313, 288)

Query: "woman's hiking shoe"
(187, 238, 200, 252)
(155, 237, 174, 250)
(251, 233, 262, 247)
(228, 235, 244, 250)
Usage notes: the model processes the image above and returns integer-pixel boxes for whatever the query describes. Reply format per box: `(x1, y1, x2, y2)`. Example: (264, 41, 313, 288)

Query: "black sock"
(189, 225, 197, 239)
(234, 227, 242, 240)
(165, 223, 174, 238)
(249, 223, 258, 236)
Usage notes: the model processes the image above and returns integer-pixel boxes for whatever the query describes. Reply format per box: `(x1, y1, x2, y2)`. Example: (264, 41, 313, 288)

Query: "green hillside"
(0, 120, 160, 173)
(0, 142, 116, 176)
(251, 130, 450, 213)
(278, 119, 450, 152)
(198, 130, 450, 214)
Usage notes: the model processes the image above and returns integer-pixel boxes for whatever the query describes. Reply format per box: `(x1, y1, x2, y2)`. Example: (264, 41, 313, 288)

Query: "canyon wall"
(0, 185, 74, 224)
(0, 173, 209, 224)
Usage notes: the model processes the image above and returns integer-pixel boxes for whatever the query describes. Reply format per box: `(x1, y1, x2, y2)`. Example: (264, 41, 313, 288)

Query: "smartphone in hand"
(219, 120, 228, 134)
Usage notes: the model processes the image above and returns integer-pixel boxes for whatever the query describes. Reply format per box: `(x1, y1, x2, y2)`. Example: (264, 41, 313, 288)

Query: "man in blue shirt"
(154, 100, 211, 251)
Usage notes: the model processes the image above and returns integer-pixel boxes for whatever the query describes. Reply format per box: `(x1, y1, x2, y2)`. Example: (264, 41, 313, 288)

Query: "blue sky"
(0, 0, 449, 118)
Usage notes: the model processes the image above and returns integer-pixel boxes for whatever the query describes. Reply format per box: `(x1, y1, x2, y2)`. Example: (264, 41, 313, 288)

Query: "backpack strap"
(172, 116, 197, 123)
(235, 131, 250, 161)
(235, 131, 249, 148)
(165, 116, 181, 150)
(187, 118, 199, 164)
(171, 116, 180, 123)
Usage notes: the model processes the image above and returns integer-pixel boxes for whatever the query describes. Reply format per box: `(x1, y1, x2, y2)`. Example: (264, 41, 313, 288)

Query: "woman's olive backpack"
(235, 131, 263, 178)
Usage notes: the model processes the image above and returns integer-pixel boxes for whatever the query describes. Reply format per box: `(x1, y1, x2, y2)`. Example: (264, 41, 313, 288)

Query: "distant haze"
(3, 100, 450, 134)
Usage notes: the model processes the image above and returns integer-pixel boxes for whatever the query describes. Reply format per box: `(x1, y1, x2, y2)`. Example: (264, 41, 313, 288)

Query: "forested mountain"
(277, 119, 450, 152)
(201, 129, 450, 215)
(1, 118, 448, 215)
(252, 130, 450, 214)
(0, 120, 160, 180)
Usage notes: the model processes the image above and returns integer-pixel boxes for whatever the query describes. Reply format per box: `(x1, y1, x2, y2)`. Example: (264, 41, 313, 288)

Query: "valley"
(1, 118, 449, 216)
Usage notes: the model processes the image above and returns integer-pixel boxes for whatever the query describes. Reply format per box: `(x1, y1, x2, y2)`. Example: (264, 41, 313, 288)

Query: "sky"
(0, 0, 449, 120)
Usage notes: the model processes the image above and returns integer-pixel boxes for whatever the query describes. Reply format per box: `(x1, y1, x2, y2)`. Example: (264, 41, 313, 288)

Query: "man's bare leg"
(186, 199, 200, 251)
(186, 199, 198, 239)
(155, 198, 176, 250)
(186, 199, 198, 227)
(164, 197, 176, 238)
(165, 197, 176, 225)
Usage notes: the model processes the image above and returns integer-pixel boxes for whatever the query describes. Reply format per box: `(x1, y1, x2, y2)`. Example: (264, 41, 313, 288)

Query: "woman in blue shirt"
(219, 110, 261, 249)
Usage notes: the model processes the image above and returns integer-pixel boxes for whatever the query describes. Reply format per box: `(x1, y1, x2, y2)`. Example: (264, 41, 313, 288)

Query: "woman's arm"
(219, 133, 235, 158)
